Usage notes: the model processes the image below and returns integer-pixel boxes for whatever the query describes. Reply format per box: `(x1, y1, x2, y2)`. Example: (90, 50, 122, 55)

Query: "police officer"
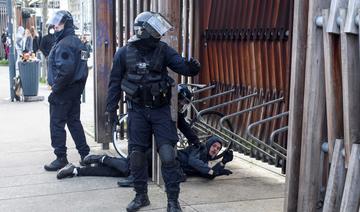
(106, 11, 200, 212)
(44, 10, 90, 171)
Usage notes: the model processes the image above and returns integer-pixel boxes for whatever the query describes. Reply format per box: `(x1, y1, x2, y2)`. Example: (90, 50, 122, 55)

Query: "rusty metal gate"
(195, 0, 293, 171)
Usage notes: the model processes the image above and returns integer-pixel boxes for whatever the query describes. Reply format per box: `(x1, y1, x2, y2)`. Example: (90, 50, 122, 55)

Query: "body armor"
(121, 42, 174, 107)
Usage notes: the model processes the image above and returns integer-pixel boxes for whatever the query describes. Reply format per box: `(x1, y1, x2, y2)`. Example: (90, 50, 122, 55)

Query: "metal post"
(7, 0, 15, 101)
(152, 0, 181, 186)
(93, 0, 116, 147)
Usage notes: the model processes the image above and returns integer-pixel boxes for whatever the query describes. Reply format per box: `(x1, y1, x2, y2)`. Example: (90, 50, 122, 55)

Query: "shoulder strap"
(126, 44, 139, 75)
(149, 42, 166, 72)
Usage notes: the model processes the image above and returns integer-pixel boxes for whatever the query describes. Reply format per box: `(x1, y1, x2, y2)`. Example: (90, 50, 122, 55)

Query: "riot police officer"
(106, 11, 200, 212)
(44, 10, 90, 171)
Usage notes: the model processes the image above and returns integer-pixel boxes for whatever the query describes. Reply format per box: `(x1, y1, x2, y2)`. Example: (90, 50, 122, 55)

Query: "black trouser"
(78, 156, 129, 177)
(127, 104, 183, 194)
(49, 90, 89, 158)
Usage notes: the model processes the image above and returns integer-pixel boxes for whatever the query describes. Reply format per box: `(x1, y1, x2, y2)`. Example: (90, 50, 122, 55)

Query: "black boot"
(57, 163, 77, 179)
(126, 193, 150, 212)
(167, 192, 182, 212)
(82, 154, 106, 166)
(44, 157, 68, 171)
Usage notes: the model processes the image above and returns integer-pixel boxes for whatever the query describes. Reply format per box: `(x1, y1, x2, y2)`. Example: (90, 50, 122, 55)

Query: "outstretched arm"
(165, 44, 200, 77)
(177, 113, 201, 147)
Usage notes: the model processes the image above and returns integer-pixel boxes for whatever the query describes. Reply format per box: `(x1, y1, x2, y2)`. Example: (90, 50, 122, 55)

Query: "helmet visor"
(143, 13, 173, 38)
(46, 12, 65, 26)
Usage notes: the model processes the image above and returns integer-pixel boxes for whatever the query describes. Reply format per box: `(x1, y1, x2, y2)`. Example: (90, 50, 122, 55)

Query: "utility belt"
(121, 77, 174, 108)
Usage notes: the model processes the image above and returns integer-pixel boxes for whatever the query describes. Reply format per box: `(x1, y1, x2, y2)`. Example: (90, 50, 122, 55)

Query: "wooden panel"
(326, 0, 348, 34)
(283, 0, 309, 211)
(297, 0, 330, 211)
(339, 9, 360, 165)
(323, 139, 346, 212)
(159, 0, 181, 122)
(93, 0, 116, 146)
(344, 0, 360, 34)
(322, 9, 344, 160)
(339, 144, 360, 212)
(117, 0, 124, 47)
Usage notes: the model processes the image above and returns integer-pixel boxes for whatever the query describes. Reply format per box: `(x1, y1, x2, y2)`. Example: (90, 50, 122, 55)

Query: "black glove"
(105, 111, 118, 132)
(211, 163, 233, 177)
(212, 162, 224, 174)
(189, 138, 201, 148)
(187, 58, 200, 75)
(221, 150, 234, 164)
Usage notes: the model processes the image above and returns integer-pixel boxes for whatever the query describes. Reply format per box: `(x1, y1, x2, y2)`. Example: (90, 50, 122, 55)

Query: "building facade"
(68, 0, 92, 36)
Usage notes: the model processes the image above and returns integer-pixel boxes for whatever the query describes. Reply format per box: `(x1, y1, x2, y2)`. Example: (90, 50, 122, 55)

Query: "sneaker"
(57, 163, 76, 179)
(44, 157, 68, 171)
(82, 154, 106, 165)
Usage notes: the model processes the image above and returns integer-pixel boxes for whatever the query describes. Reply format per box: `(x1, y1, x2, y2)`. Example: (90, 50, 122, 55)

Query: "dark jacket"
(47, 27, 88, 101)
(178, 111, 200, 146)
(83, 41, 92, 57)
(106, 39, 200, 112)
(177, 137, 220, 178)
(40, 33, 55, 57)
(32, 35, 41, 53)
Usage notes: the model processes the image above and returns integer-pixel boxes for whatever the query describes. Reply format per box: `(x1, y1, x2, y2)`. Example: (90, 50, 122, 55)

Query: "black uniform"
(47, 26, 90, 161)
(76, 156, 129, 177)
(106, 38, 199, 209)
(57, 151, 153, 180)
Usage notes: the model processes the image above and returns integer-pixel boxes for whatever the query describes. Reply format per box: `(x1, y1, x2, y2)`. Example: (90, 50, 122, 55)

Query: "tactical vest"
(121, 42, 174, 108)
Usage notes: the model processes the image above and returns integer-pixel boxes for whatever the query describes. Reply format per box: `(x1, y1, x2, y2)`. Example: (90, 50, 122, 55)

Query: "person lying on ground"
(57, 135, 233, 181)
(177, 135, 233, 179)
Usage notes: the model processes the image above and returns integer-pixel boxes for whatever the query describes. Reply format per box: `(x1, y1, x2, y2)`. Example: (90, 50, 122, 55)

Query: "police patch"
(61, 52, 69, 60)
(81, 50, 89, 61)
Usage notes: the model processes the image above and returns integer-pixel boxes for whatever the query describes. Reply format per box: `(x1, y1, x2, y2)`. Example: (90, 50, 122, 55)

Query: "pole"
(7, 0, 15, 101)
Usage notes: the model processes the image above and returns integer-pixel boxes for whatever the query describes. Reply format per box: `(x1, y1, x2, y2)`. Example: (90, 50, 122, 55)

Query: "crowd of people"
(21, 9, 234, 212)
(1, 24, 91, 63)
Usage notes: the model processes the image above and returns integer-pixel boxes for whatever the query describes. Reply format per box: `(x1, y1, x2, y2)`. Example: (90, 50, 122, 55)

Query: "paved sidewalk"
(0, 66, 285, 212)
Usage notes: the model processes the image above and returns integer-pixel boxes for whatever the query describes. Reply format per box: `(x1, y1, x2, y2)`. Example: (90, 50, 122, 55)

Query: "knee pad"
(159, 144, 176, 167)
(130, 150, 146, 171)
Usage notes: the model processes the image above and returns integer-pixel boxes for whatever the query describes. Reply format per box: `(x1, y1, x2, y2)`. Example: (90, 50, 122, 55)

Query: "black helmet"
(129, 11, 173, 42)
(177, 84, 192, 101)
(47, 10, 75, 28)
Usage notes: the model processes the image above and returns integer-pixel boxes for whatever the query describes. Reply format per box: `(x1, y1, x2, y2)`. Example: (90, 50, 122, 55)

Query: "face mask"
(139, 37, 160, 48)
(49, 29, 55, 34)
